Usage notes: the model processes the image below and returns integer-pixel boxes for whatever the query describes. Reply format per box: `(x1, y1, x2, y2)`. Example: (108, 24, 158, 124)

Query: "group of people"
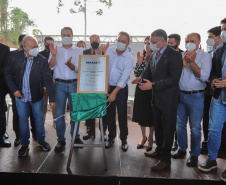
(0, 17, 226, 181)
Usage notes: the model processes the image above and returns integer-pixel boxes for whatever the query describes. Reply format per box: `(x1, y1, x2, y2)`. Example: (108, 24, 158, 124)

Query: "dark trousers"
(0, 90, 7, 140)
(103, 85, 128, 141)
(153, 104, 177, 163)
(86, 118, 107, 134)
(10, 93, 36, 138)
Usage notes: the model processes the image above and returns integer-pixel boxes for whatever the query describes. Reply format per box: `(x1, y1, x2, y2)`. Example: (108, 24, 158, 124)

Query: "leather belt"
(180, 90, 205, 94)
(55, 79, 77, 83)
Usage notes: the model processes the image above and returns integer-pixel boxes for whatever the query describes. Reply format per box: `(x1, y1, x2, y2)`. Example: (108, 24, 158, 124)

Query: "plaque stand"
(67, 117, 108, 170)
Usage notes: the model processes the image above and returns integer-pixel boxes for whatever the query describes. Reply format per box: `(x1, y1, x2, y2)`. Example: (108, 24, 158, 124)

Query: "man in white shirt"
(49, 27, 83, 153)
(103, 31, 133, 152)
(172, 33, 212, 167)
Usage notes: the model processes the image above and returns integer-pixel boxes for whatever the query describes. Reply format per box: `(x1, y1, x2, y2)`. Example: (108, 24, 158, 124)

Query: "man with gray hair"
(172, 33, 212, 167)
(5, 36, 56, 157)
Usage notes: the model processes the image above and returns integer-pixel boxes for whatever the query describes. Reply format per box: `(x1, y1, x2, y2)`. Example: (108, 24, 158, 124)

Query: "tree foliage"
(57, 0, 112, 16)
(0, 0, 9, 33)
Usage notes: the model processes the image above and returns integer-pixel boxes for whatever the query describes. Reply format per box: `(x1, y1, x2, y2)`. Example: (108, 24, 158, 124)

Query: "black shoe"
(14, 138, 21, 147)
(55, 141, 66, 153)
(105, 139, 114, 149)
(3, 132, 9, 139)
(198, 158, 217, 172)
(171, 149, 186, 159)
(18, 145, 29, 157)
(221, 170, 226, 182)
(137, 137, 147, 149)
(171, 141, 178, 151)
(74, 138, 84, 148)
(39, 141, 51, 151)
(83, 131, 94, 140)
(186, 155, 198, 167)
(0, 138, 11, 147)
(121, 140, 129, 152)
(200, 141, 208, 154)
(144, 150, 160, 159)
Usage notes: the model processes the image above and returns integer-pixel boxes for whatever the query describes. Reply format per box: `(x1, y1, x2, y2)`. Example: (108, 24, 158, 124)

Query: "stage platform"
(0, 109, 226, 185)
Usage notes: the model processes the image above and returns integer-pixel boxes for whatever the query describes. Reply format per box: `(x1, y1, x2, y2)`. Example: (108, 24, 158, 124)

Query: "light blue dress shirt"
(105, 47, 133, 88)
(179, 49, 212, 91)
(21, 52, 34, 102)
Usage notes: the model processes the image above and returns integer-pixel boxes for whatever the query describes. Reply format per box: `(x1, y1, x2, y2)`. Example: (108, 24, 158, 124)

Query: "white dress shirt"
(49, 45, 83, 80)
(179, 48, 212, 91)
(105, 47, 133, 88)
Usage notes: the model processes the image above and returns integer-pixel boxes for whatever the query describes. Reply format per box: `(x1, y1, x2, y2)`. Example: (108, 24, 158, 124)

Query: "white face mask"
(150, 42, 160, 52)
(221, 31, 226, 43)
(62, 37, 72, 45)
(206, 38, 216, 47)
(117, 42, 126, 51)
(79, 47, 85, 51)
(185, 42, 197, 51)
(26, 46, 38, 57)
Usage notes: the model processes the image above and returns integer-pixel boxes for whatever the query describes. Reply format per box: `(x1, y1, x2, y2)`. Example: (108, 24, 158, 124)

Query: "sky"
(8, 0, 226, 50)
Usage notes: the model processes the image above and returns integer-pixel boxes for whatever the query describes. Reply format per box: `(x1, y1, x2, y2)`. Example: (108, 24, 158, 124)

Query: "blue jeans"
(55, 81, 80, 141)
(177, 92, 204, 156)
(15, 97, 45, 146)
(208, 99, 226, 160)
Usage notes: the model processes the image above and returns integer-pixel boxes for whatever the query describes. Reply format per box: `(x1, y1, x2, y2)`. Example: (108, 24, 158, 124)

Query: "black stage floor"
(1, 109, 226, 185)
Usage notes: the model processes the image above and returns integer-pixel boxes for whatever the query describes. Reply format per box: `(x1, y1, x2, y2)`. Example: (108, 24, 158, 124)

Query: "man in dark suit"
(132, 29, 183, 171)
(0, 42, 11, 147)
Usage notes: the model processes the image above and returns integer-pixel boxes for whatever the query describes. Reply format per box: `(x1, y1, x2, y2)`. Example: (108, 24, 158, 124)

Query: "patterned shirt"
(21, 52, 34, 102)
(134, 60, 147, 77)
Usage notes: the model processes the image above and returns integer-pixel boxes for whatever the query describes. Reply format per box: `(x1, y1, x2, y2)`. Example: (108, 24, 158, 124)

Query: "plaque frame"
(77, 55, 109, 94)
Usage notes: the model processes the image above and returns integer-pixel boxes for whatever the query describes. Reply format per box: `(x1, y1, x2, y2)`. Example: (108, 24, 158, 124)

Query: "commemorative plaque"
(77, 55, 109, 93)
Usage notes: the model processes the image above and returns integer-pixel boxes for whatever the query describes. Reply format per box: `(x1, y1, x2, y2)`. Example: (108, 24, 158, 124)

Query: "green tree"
(0, 0, 9, 34)
(9, 7, 36, 44)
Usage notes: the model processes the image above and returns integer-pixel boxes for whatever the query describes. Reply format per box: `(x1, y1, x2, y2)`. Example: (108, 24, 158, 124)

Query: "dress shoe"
(14, 138, 21, 147)
(105, 139, 114, 149)
(3, 132, 9, 139)
(121, 140, 129, 152)
(83, 131, 94, 140)
(171, 149, 186, 159)
(144, 150, 160, 159)
(0, 138, 11, 147)
(171, 141, 178, 151)
(221, 169, 226, 182)
(186, 155, 198, 167)
(137, 137, 147, 149)
(151, 161, 171, 171)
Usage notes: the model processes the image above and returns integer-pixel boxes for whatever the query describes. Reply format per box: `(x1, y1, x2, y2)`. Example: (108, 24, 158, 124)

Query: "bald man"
(171, 33, 212, 167)
(5, 36, 56, 157)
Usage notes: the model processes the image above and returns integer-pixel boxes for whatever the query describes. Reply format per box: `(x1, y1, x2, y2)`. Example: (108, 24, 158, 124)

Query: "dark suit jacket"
(142, 45, 183, 110)
(210, 43, 226, 101)
(5, 50, 55, 103)
(0, 43, 10, 94)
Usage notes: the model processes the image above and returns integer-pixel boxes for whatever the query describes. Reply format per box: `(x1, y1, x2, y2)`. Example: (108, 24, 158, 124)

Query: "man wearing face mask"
(133, 29, 183, 171)
(171, 33, 212, 167)
(168, 34, 184, 53)
(39, 36, 56, 128)
(198, 18, 226, 176)
(77, 40, 86, 51)
(82, 34, 108, 140)
(103, 31, 133, 152)
(49, 27, 84, 153)
(10, 34, 37, 147)
(201, 26, 223, 155)
(5, 36, 56, 157)
(167, 33, 183, 152)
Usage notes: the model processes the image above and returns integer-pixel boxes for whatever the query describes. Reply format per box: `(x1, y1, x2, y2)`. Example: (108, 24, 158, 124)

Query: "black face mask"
(45, 45, 50, 51)
(170, 45, 178, 50)
(91, 42, 99, 49)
